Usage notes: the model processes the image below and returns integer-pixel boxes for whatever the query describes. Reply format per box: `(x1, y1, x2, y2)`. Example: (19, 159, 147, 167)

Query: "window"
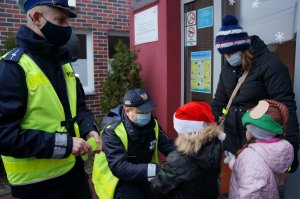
(239, 0, 297, 83)
(72, 29, 95, 95)
(107, 32, 130, 71)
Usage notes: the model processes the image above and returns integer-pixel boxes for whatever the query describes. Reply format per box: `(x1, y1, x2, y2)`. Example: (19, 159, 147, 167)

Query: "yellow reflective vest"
(92, 120, 159, 199)
(1, 52, 79, 185)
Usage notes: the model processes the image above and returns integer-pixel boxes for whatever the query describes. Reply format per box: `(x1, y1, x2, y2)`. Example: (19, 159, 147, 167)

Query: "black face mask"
(40, 16, 72, 47)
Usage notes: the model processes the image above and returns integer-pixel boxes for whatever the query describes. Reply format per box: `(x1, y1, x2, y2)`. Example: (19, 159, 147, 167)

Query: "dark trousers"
(114, 181, 156, 199)
(11, 158, 92, 199)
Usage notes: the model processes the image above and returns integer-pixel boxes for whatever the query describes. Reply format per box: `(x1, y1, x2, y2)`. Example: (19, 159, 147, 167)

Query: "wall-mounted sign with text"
(134, 5, 158, 45)
(197, 6, 213, 29)
(185, 10, 197, 46)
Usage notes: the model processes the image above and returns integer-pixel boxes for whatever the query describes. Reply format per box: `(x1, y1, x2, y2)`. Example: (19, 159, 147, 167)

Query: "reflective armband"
(222, 108, 229, 116)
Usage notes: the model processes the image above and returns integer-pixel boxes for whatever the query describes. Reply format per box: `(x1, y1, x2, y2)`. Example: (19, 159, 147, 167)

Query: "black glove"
(289, 142, 299, 173)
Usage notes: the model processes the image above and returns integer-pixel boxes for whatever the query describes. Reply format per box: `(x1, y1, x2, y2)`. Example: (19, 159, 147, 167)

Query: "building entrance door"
(183, 0, 214, 104)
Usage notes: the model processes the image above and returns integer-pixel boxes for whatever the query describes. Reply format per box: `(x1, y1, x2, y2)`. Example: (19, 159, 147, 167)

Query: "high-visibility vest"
(1, 51, 79, 185)
(92, 121, 159, 199)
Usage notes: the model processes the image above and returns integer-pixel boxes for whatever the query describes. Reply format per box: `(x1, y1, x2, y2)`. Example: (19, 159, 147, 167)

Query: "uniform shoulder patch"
(105, 120, 122, 131)
(3, 47, 24, 63)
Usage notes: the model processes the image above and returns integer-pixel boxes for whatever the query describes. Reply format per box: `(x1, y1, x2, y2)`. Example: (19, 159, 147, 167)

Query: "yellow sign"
(191, 51, 211, 93)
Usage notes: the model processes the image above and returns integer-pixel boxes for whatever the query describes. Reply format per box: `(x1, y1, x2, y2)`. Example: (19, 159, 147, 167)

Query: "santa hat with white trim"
(173, 102, 226, 141)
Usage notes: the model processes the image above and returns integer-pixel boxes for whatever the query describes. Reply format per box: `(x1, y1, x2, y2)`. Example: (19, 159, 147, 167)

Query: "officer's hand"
(72, 137, 91, 156)
(86, 131, 102, 154)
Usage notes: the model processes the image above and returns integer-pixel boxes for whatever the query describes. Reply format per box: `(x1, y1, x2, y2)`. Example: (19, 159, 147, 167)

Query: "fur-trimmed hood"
(175, 126, 222, 169)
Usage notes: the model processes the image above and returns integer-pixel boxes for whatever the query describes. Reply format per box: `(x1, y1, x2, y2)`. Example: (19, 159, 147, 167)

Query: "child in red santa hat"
(151, 102, 225, 199)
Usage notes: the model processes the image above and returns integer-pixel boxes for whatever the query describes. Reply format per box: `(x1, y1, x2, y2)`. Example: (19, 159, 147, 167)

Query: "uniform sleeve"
(151, 152, 183, 195)
(0, 61, 72, 158)
(75, 76, 98, 138)
(157, 126, 175, 156)
(102, 127, 150, 182)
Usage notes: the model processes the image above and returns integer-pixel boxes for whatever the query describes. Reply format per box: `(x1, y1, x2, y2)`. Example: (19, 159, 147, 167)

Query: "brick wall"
(0, 0, 130, 118)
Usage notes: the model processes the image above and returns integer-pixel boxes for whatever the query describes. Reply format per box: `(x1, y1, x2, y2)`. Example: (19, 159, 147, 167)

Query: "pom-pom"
(222, 15, 238, 26)
(218, 131, 226, 141)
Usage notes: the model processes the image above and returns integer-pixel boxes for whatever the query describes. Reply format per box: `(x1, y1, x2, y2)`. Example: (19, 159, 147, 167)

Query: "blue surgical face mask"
(226, 53, 242, 67)
(136, 113, 151, 127)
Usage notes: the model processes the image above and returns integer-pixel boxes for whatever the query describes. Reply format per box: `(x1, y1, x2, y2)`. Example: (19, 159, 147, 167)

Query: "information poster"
(191, 51, 212, 93)
(197, 6, 213, 29)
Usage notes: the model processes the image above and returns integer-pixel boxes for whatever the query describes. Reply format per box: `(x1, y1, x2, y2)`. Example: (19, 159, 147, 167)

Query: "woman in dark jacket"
(212, 15, 299, 172)
(151, 102, 225, 199)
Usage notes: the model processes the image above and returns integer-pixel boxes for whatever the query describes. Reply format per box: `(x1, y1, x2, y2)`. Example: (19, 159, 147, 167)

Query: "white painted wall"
(213, 0, 222, 96)
(180, 0, 195, 104)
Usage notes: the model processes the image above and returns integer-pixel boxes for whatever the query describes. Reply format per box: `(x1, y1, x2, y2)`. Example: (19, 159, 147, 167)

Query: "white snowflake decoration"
(251, 0, 260, 8)
(275, 32, 285, 42)
(229, 0, 236, 6)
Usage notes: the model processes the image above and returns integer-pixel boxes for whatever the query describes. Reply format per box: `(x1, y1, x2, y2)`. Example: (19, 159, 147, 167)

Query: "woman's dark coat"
(211, 35, 299, 164)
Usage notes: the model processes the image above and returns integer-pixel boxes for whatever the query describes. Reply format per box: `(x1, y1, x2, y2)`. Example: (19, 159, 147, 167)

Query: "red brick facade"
(0, 0, 130, 117)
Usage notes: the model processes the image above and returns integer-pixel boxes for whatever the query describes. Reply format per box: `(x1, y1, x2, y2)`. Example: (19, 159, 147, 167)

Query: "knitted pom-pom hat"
(173, 102, 226, 141)
(215, 15, 251, 55)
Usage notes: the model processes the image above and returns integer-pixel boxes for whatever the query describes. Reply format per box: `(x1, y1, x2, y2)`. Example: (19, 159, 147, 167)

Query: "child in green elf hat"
(228, 100, 294, 199)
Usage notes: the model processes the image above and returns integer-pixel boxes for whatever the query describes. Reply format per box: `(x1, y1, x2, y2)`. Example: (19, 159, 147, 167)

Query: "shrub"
(100, 40, 143, 115)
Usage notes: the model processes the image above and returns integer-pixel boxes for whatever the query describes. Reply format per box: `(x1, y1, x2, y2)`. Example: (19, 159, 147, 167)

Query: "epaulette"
(104, 120, 122, 131)
(3, 47, 24, 63)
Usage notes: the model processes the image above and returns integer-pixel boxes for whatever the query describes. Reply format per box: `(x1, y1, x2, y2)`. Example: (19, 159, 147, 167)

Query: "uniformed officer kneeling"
(92, 88, 175, 199)
(0, 0, 101, 198)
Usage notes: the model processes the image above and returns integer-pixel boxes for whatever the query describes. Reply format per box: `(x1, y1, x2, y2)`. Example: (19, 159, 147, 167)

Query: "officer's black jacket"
(101, 105, 176, 183)
(0, 26, 97, 158)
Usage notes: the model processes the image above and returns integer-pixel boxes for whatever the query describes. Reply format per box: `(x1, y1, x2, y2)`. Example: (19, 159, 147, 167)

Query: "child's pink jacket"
(229, 139, 293, 199)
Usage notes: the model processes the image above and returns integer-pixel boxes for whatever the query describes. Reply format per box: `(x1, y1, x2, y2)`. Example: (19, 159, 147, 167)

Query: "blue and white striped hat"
(215, 15, 250, 55)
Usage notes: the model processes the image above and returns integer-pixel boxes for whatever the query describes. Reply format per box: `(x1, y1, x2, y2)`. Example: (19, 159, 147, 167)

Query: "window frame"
(72, 29, 95, 95)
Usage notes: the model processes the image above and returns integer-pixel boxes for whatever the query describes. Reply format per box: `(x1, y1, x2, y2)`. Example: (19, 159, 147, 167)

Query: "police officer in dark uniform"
(0, 0, 101, 198)
(93, 88, 175, 199)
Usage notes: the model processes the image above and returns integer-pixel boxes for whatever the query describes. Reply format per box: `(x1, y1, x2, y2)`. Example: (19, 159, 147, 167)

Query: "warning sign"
(186, 11, 196, 26)
(186, 25, 197, 46)
(185, 10, 197, 46)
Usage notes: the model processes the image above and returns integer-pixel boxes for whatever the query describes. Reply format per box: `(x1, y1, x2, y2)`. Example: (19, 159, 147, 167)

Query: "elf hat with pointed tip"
(242, 100, 289, 137)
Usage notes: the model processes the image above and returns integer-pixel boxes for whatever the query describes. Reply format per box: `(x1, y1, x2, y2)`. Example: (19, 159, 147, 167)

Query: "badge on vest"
(65, 71, 75, 78)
